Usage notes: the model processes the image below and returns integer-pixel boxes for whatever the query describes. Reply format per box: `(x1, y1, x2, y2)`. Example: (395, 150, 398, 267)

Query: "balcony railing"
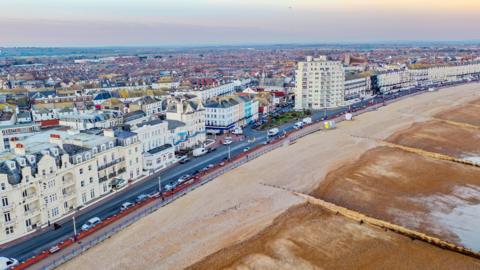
(24, 193, 38, 202)
(63, 191, 76, 198)
(1, 204, 14, 211)
(25, 208, 41, 217)
(98, 157, 125, 171)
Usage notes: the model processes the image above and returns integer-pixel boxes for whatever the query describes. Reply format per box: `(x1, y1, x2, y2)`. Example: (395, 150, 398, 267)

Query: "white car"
(0, 257, 18, 270)
(120, 202, 133, 211)
(81, 217, 101, 231)
(222, 137, 233, 145)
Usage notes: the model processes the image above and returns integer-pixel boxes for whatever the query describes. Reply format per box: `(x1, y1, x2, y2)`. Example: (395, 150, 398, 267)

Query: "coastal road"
(0, 85, 437, 261)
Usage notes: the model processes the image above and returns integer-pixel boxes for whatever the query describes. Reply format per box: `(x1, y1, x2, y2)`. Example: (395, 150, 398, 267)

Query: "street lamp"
(158, 177, 162, 193)
(72, 215, 77, 240)
(228, 145, 231, 160)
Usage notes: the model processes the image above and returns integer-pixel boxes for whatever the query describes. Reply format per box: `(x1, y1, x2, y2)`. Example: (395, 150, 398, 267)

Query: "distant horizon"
(1, 0, 479, 47)
(1, 40, 480, 49)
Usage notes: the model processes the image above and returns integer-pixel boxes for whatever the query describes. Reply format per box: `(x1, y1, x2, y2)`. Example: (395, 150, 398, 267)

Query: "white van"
(81, 217, 101, 231)
(232, 127, 243, 135)
(302, 117, 312, 125)
(0, 257, 18, 270)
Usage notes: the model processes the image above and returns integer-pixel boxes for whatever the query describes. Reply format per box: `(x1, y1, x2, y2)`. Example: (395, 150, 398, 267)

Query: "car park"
(81, 217, 101, 231)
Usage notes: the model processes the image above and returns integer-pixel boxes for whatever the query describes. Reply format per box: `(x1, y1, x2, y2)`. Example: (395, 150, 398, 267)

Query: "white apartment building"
(372, 70, 413, 93)
(427, 63, 480, 83)
(344, 77, 371, 100)
(188, 82, 236, 102)
(372, 62, 480, 94)
(0, 129, 142, 244)
(165, 96, 206, 150)
(204, 96, 259, 134)
(295, 56, 345, 110)
(131, 119, 176, 172)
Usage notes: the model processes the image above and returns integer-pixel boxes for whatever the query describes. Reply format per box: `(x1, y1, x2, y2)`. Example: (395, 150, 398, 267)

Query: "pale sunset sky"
(0, 0, 478, 46)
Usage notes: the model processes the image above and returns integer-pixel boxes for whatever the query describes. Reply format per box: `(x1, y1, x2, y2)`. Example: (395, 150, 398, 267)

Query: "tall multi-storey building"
(0, 129, 142, 244)
(295, 56, 345, 110)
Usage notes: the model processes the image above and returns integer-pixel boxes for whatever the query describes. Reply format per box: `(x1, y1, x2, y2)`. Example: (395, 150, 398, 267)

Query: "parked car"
(293, 121, 304, 129)
(0, 257, 18, 270)
(164, 184, 174, 191)
(178, 155, 190, 164)
(81, 217, 101, 231)
(177, 174, 191, 184)
(243, 147, 250, 152)
(267, 128, 279, 136)
(120, 202, 133, 211)
(110, 178, 127, 190)
(222, 137, 233, 145)
(135, 194, 148, 203)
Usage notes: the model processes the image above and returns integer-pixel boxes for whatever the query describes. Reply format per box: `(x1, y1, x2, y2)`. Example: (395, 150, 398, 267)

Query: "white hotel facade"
(0, 129, 142, 244)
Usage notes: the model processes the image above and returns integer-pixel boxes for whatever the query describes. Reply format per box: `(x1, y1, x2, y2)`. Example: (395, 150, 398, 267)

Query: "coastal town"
(0, 44, 480, 269)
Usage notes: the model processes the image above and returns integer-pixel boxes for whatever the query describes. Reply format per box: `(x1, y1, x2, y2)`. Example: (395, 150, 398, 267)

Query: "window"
(24, 204, 30, 212)
(1, 183, 5, 191)
(82, 193, 87, 203)
(4, 212, 11, 222)
(26, 219, 32, 227)
(81, 180, 85, 187)
(88, 165, 92, 171)
(5, 226, 14, 235)
(90, 189, 95, 199)
(79, 168, 83, 174)
(1, 197, 8, 206)
(51, 207, 59, 217)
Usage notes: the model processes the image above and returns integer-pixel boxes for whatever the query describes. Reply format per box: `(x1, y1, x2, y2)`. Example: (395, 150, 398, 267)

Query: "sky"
(0, 0, 479, 47)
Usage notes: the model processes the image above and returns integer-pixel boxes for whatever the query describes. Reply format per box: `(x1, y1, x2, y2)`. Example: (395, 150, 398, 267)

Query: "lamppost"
(158, 177, 163, 200)
(72, 215, 77, 241)
(228, 145, 231, 160)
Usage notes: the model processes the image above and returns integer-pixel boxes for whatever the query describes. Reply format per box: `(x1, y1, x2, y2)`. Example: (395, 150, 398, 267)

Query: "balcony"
(25, 207, 41, 217)
(24, 192, 38, 202)
(98, 158, 125, 171)
(63, 191, 76, 199)
(1, 204, 14, 211)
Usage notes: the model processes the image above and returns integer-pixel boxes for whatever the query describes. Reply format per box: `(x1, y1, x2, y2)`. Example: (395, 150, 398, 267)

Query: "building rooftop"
(166, 119, 185, 130)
